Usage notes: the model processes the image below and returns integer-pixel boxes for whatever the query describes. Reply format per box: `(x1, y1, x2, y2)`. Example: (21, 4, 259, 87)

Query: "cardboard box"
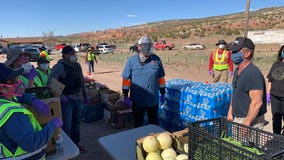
(26, 78, 64, 153)
(172, 128, 188, 154)
(46, 128, 60, 153)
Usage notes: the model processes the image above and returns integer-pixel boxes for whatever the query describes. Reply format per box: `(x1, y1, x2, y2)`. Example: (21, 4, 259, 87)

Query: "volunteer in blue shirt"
(0, 63, 62, 159)
(122, 35, 166, 128)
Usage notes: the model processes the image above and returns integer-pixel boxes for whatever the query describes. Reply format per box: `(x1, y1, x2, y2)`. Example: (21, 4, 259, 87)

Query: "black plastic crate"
(81, 102, 105, 123)
(188, 117, 284, 160)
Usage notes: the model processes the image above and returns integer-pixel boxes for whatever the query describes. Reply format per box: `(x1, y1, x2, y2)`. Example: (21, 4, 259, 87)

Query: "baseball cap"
(4, 49, 30, 66)
(229, 37, 255, 53)
(62, 46, 75, 55)
(138, 36, 153, 44)
(216, 39, 227, 46)
(0, 63, 24, 82)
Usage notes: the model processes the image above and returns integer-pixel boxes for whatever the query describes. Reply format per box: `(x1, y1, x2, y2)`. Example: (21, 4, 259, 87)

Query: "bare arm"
(243, 90, 263, 126)
(267, 82, 271, 94)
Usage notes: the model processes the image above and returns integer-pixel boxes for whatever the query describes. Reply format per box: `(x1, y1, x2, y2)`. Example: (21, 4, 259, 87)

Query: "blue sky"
(1, 0, 284, 38)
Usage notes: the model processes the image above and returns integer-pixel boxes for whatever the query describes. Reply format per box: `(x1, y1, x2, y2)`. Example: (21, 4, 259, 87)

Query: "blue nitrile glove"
(50, 117, 63, 129)
(60, 95, 68, 104)
(229, 71, 234, 77)
(83, 96, 89, 104)
(160, 94, 165, 105)
(267, 93, 271, 105)
(123, 96, 132, 108)
(32, 99, 50, 116)
(209, 70, 213, 76)
(26, 67, 37, 80)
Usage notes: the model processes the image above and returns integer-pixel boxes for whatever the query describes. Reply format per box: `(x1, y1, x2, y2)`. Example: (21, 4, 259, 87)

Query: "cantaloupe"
(142, 136, 159, 153)
(146, 152, 162, 160)
(161, 148, 177, 159)
(156, 132, 172, 150)
(176, 154, 188, 160)
(163, 157, 176, 160)
(183, 143, 188, 154)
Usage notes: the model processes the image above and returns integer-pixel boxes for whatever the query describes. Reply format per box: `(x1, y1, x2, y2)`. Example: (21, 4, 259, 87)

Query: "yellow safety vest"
(213, 49, 229, 70)
(19, 75, 43, 88)
(87, 52, 95, 61)
(0, 99, 46, 159)
(36, 68, 51, 87)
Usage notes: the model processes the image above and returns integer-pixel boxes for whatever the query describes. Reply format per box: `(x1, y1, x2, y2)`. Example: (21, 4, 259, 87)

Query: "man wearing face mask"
(0, 63, 63, 160)
(48, 45, 88, 153)
(121, 36, 166, 128)
(5, 49, 42, 88)
(36, 57, 51, 86)
(227, 37, 267, 129)
(208, 39, 234, 83)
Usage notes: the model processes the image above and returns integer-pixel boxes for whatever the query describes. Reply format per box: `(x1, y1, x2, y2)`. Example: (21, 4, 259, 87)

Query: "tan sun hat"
(4, 49, 30, 66)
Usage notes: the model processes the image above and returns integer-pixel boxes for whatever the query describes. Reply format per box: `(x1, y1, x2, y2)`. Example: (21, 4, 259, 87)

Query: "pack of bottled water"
(159, 79, 233, 131)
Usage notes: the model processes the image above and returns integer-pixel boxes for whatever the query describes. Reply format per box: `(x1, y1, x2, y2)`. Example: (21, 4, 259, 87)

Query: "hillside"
(66, 7, 284, 44)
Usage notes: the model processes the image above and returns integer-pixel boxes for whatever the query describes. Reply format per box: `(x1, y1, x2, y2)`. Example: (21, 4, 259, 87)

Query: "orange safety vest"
(213, 49, 229, 70)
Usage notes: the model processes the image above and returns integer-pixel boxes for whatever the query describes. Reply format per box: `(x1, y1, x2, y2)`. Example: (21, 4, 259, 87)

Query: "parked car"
(22, 47, 40, 62)
(0, 46, 8, 54)
(183, 43, 205, 50)
(54, 44, 66, 51)
(97, 44, 114, 54)
(154, 40, 175, 50)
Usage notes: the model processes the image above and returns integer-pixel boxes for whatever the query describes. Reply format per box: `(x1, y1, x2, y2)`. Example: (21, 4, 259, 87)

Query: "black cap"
(216, 39, 227, 46)
(229, 37, 255, 53)
(0, 63, 24, 82)
(61, 46, 75, 55)
(37, 57, 50, 64)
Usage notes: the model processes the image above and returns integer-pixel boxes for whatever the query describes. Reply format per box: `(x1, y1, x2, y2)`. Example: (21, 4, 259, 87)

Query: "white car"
(183, 43, 205, 50)
(97, 45, 114, 54)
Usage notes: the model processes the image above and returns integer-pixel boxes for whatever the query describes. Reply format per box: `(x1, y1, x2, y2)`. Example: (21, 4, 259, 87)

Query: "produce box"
(46, 128, 60, 153)
(136, 131, 188, 160)
(100, 89, 121, 104)
(189, 117, 284, 160)
(86, 89, 101, 105)
(105, 108, 134, 129)
(81, 102, 105, 123)
(172, 128, 188, 154)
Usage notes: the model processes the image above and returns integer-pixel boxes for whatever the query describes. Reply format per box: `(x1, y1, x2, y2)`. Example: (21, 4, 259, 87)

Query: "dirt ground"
(47, 52, 273, 160)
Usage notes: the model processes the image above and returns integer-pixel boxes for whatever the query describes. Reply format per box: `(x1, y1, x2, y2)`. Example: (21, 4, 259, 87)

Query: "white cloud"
(127, 14, 137, 18)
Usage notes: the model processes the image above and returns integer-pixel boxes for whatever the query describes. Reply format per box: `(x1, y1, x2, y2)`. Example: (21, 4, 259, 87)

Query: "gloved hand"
(25, 67, 37, 80)
(32, 99, 50, 116)
(160, 94, 166, 105)
(50, 117, 63, 129)
(123, 96, 132, 108)
(83, 96, 89, 104)
(208, 70, 213, 76)
(229, 71, 234, 77)
(60, 95, 68, 104)
(267, 93, 271, 105)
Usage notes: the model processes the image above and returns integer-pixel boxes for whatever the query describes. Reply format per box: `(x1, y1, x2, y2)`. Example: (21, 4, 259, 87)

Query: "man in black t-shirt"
(227, 37, 267, 129)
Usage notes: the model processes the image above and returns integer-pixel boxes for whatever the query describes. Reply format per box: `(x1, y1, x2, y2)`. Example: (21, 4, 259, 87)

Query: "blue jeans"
(88, 61, 94, 73)
(61, 98, 82, 144)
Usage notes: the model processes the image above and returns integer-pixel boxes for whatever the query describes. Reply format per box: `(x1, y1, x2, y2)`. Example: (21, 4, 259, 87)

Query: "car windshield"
(105, 45, 112, 48)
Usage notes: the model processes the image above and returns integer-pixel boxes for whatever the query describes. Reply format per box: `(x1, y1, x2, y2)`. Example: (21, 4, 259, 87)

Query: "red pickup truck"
(154, 40, 175, 50)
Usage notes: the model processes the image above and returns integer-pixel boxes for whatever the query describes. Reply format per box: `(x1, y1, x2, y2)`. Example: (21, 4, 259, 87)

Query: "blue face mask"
(281, 51, 284, 59)
(231, 51, 244, 65)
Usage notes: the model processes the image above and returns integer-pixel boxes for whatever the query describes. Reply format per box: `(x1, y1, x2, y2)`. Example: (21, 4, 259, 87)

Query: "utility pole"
(244, 0, 250, 37)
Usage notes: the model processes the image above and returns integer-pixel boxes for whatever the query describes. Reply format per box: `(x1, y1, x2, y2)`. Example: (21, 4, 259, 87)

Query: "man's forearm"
(244, 102, 262, 126)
